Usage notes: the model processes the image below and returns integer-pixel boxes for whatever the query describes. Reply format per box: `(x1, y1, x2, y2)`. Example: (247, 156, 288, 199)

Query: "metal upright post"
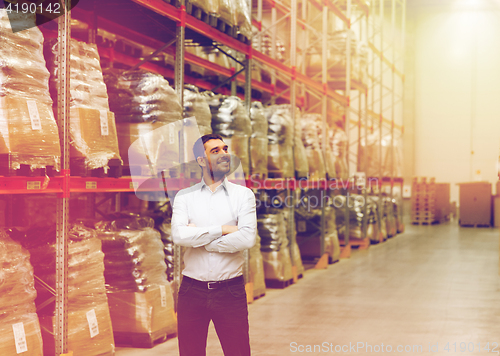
(400, 0, 406, 220)
(55, 1, 71, 354)
(390, 0, 396, 201)
(289, 0, 298, 272)
(363, 12, 369, 239)
(378, 0, 384, 221)
(270, 6, 277, 105)
(173, 0, 186, 307)
(344, 0, 352, 247)
(320, 5, 328, 257)
(243, 0, 252, 286)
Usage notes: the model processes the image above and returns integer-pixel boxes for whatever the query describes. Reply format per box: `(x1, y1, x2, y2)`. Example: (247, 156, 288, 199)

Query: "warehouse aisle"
(116, 220, 500, 356)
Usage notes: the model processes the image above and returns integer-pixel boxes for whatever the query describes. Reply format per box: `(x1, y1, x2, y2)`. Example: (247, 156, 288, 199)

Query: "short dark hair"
(193, 134, 224, 161)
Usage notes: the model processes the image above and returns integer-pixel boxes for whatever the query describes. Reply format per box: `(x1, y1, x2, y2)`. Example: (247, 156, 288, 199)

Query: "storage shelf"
(0, 176, 355, 194)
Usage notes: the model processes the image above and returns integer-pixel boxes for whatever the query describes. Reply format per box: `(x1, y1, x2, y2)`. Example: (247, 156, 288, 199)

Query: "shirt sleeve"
(171, 193, 223, 248)
(205, 189, 257, 253)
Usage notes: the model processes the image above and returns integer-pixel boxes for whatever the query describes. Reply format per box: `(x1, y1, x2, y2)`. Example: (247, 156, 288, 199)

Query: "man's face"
(202, 139, 230, 176)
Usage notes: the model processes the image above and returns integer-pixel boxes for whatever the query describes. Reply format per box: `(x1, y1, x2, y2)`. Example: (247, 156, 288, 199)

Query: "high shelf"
(1, 0, 406, 352)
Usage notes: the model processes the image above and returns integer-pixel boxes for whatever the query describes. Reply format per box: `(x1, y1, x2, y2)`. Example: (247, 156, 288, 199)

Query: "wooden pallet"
(252, 292, 266, 301)
(459, 223, 491, 228)
(350, 238, 370, 250)
(265, 278, 293, 289)
(268, 170, 292, 179)
(114, 329, 176, 349)
(0, 154, 57, 177)
(411, 220, 438, 225)
(249, 172, 267, 180)
(70, 158, 122, 178)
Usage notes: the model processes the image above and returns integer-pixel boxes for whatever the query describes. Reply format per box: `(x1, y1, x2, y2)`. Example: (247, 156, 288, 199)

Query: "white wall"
(409, 0, 500, 202)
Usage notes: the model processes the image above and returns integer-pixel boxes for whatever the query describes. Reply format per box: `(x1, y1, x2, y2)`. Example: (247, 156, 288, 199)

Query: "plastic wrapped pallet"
(116, 120, 181, 178)
(248, 232, 266, 299)
(301, 114, 326, 180)
(334, 194, 366, 241)
(0, 10, 52, 104)
(383, 197, 397, 237)
(0, 231, 43, 356)
(266, 105, 308, 178)
(95, 215, 177, 342)
(209, 95, 251, 177)
(190, 0, 219, 14)
(45, 39, 110, 111)
(382, 135, 403, 178)
(8, 224, 115, 356)
(45, 39, 122, 173)
(219, 0, 235, 25)
(358, 132, 380, 178)
(258, 212, 293, 282)
(0, 10, 61, 173)
(366, 197, 381, 243)
(250, 101, 268, 176)
(104, 69, 182, 124)
(324, 206, 341, 262)
(234, 0, 252, 39)
(331, 125, 349, 180)
(184, 85, 212, 136)
(283, 207, 304, 277)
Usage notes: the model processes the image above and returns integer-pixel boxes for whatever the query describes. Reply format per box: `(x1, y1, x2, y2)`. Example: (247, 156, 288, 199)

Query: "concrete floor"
(116, 219, 500, 356)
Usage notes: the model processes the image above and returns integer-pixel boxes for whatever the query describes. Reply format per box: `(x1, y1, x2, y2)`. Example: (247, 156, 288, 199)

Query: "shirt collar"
(201, 177, 229, 193)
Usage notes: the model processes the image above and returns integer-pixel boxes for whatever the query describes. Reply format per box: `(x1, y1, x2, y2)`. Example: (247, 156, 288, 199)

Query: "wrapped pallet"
(283, 207, 305, 277)
(266, 105, 308, 178)
(0, 231, 43, 356)
(248, 232, 266, 299)
(382, 134, 403, 178)
(189, 0, 219, 15)
(331, 126, 349, 180)
(45, 39, 121, 175)
(358, 132, 380, 178)
(209, 95, 252, 177)
(219, 0, 235, 25)
(234, 0, 252, 39)
(0, 10, 61, 174)
(8, 224, 115, 356)
(334, 194, 366, 241)
(301, 114, 326, 180)
(258, 212, 293, 283)
(295, 203, 339, 262)
(366, 197, 381, 244)
(249, 101, 268, 177)
(184, 85, 212, 136)
(104, 69, 182, 177)
(95, 215, 177, 346)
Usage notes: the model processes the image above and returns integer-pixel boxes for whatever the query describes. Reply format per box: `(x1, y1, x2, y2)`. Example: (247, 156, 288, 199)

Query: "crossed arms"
(171, 189, 257, 253)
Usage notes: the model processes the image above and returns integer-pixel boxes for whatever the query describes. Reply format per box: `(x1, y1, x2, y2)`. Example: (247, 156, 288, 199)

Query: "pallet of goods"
(0, 10, 61, 177)
(0, 231, 43, 356)
(95, 214, 177, 348)
(8, 224, 115, 356)
(45, 38, 122, 178)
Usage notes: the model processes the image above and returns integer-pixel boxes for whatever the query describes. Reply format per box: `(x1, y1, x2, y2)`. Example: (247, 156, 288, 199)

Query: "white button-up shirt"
(171, 178, 257, 281)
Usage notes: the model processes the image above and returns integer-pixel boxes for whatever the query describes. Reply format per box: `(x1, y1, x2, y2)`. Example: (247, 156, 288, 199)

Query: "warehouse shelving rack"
(366, 0, 406, 234)
(0, 0, 404, 353)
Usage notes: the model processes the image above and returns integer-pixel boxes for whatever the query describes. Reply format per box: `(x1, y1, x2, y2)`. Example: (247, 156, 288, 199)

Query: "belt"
(183, 275, 244, 290)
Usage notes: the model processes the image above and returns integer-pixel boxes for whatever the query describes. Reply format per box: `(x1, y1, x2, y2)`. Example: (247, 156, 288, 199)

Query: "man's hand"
(222, 225, 238, 235)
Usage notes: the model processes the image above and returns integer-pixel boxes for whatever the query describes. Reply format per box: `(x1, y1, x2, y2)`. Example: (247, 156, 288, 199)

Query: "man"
(171, 133, 256, 356)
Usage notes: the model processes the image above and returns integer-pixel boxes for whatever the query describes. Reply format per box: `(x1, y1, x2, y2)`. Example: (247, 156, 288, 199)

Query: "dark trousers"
(177, 276, 251, 356)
